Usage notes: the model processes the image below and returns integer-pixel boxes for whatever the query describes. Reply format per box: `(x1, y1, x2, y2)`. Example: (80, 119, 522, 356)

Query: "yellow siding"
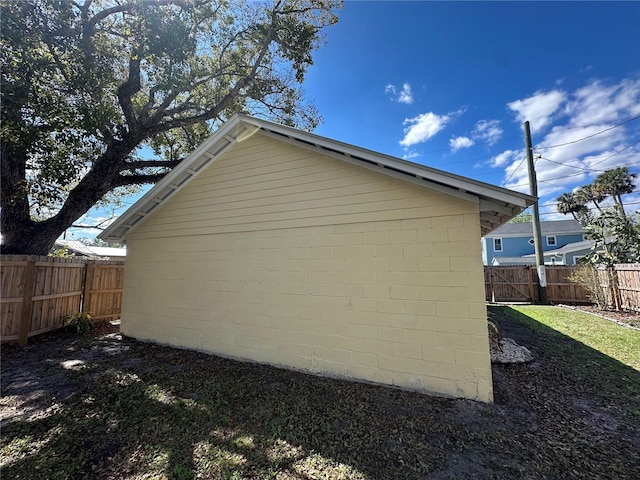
(122, 133, 493, 402)
(127, 135, 471, 240)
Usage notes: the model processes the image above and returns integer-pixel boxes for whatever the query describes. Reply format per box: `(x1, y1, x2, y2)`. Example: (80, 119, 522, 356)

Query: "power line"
(539, 200, 640, 216)
(538, 189, 640, 209)
(501, 156, 527, 186)
(536, 128, 640, 147)
(425, 128, 640, 170)
(537, 156, 594, 172)
(506, 160, 640, 189)
(533, 137, 640, 174)
(535, 114, 640, 150)
(589, 138, 640, 168)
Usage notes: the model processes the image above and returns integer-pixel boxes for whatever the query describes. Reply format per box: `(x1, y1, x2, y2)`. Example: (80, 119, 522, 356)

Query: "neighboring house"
(482, 220, 584, 265)
(100, 114, 534, 403)
(524, 240, 594, 266)
(522, 238, 613, 266)
(55, 239, 127, 260)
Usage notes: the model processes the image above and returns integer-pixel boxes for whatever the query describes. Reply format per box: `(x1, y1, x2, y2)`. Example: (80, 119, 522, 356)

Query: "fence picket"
(1, 255, 125, 345)
(485, 264, 639, 312)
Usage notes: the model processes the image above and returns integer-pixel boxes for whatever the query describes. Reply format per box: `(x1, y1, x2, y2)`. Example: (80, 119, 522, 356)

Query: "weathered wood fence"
(599, 264, 640, 312)
(1, 255, 125, 346)
(485, 264, 640, 312)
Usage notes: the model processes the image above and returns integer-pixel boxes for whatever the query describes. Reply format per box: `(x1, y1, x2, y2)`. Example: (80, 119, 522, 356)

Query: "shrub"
(64, 311, 94, 333)
(488, 319, 502, 346)
(569, 264, 609, 309)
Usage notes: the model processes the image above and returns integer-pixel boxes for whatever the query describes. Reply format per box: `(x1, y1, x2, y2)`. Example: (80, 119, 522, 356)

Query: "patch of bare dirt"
(561, 304, 640, 329)
(1, 311, 639, 479)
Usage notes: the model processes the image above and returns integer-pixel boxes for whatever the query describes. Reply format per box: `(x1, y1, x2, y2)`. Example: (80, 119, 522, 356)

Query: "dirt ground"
(1, 308, 639, 479)
(569, 304, 640, 329)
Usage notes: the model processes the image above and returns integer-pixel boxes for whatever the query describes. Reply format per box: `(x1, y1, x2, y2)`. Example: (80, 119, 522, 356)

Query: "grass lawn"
(1, 305, 639, 479)
(507, 305, 640, 370)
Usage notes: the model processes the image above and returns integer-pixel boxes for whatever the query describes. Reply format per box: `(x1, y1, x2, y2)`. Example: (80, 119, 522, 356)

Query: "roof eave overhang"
(99, 114, 262, 243)
(254, 121, 534, 236)
(100, 114, 535, 243)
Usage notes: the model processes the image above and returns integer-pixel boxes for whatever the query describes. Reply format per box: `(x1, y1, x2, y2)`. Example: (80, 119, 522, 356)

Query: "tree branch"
(71, 215, 116, 231)
(117, 58, 142, 130)
(146, 20, 277, 137)
(116, 172, 169, 186)
(86, 0, 195, 29)
(144, 75, 214, 125)
(121, 159, 183, 171)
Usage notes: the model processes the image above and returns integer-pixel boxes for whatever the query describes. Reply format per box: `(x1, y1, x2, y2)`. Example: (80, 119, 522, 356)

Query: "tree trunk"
(0, 219, 67, 255)
(1, 137, 140, 255)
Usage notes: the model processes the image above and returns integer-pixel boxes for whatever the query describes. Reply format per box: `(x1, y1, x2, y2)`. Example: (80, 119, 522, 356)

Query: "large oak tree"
(1, 0, 340, 254)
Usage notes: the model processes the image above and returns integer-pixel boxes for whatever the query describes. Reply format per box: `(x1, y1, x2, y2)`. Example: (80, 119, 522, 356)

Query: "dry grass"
(2, 305, 639, 479)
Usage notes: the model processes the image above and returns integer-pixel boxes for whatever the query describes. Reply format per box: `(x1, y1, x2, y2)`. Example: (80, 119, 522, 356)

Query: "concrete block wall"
(121, 133, 493, 402)
(123, 213, 492, 402)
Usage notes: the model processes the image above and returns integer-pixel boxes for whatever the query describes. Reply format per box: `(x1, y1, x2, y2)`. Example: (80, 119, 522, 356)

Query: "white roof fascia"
(99, 115, 260, 243)
(258, 129, 480, 205)
(254, 120, 533, 208)
(100, 114, 535, 242)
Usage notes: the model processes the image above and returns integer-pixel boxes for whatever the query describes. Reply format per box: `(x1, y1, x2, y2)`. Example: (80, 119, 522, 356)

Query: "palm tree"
(556, 192, 590, 225)
(592, 166, 637, 218)
(575, 184, 606, 214)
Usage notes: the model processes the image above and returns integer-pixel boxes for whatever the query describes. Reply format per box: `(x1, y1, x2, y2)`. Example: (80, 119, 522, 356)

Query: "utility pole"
(524, 121, 548, 305)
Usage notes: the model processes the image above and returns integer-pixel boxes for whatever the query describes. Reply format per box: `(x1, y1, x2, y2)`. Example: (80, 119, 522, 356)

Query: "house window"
(528, 238, 535, 245)
(547, 236, 557, 246)
(493, 238, 503, 252)
(573, 256, 585, 265)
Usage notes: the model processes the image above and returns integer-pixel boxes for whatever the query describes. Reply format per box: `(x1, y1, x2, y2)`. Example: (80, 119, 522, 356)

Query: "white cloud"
(402, 150, 422, 160)
(472, 119, 503, 145)
(491, 149, 519, 168)
(537, 124, 625, 165)
(508, 89, 566, 134)
(565, 78, 640, 127)
(449, 136, 474, 153)
(386, 83, 414, 104)
(398, 83, 413, 104)
(400, 112, 452, 147)
(500, 77, 640, 206)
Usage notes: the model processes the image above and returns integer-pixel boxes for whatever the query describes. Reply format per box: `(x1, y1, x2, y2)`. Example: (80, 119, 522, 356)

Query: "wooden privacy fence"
(596, 264, 640, 312)
(485, 264, 640, 312)
(1, 255, 125, 346)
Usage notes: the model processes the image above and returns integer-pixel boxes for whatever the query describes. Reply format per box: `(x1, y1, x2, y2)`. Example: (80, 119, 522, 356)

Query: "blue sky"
(73, 1, 640, 240)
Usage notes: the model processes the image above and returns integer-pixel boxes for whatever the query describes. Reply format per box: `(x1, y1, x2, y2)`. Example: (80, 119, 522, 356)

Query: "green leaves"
(584, 210, 640, 265)
(1, 0, 341, 254)
(556, 167, 639, 264)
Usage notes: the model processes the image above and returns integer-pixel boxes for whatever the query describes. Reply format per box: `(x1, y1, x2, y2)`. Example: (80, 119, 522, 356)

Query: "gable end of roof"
(99, 114, 535, 243)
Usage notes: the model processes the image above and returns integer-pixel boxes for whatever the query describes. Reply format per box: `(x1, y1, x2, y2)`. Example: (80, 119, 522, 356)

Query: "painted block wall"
(122, 134, 493, 402)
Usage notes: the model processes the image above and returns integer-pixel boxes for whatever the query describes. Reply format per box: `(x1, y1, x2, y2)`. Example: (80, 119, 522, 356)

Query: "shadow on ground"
(1, 306, 639, 480)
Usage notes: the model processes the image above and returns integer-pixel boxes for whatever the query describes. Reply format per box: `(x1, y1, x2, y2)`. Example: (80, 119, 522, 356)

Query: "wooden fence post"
(609, 267, 622, 311)
(18, 260, 37, 347)
(527, 266, 535, 303)
(489, 268, 495, 302)
(82, 262, 95, 314)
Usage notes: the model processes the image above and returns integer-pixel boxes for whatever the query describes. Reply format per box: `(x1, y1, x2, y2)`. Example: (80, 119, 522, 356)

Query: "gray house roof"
(523, 237, 614, 258)
(55, 240, 127, 259)
(491, 256, 537, 266)
(523, 239, 595, 257)
(484, 219, 584, 238)
(100, 114, 536, 243)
